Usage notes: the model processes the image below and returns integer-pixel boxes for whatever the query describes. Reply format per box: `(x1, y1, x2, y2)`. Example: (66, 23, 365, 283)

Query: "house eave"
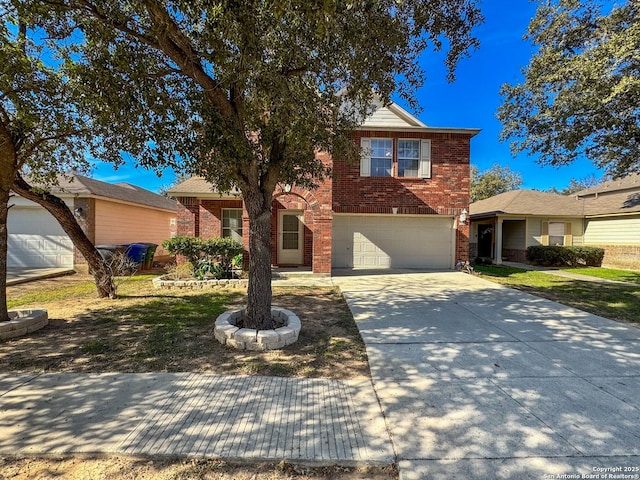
(356, 126, 481, 137)
(167, 192, 242, 201)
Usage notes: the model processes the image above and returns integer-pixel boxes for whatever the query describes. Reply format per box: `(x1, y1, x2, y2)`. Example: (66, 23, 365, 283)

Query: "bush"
(162, 236, 243, 278)
(162, 236, 203, 266)
(526, 245, 604, 267)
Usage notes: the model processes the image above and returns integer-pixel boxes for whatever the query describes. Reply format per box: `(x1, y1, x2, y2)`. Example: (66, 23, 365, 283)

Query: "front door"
(478, 223, 494, 258)
(278, 210, 304, 265)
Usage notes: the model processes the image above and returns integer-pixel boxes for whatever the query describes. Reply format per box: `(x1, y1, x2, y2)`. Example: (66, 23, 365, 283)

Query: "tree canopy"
(39, 0, 483, 328)
(470, 164, 523, 203)
(498, 0, 640, 178)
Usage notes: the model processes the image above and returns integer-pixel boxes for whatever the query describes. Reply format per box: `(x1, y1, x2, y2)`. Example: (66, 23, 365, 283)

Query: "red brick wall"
(332, 130, 471, 261)
(175, 198, 243, 238)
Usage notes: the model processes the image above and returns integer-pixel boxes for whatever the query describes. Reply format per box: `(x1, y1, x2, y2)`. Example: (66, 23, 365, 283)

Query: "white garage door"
(332, 215, 454, 269)
(8, 207, 74, 268)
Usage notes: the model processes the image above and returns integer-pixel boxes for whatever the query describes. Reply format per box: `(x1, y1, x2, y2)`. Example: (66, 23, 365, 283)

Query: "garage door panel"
(332, 215, 453, 269)
(8, 208, 74, 268)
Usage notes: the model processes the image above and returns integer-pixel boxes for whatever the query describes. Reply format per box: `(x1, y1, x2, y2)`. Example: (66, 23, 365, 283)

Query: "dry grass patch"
(2, 274, 369, 379)
(0, 456, 398, 480)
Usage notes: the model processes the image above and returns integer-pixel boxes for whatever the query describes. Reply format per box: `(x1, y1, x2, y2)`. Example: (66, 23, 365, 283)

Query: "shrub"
(526, 245, 604, 267)
(162, 236, 243, 278)
(162, 236, 203, 266)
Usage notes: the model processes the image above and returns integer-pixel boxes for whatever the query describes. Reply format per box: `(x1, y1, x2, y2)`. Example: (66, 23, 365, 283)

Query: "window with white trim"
(398, 139, 420, 177)
(360, 137, 431, 178)
(222, 209, 243, 243)
(370, 138, 393, 177)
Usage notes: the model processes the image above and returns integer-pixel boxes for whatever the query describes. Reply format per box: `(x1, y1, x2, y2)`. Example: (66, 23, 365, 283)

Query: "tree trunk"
(244, 198, 274, 330)
(0, 187, 10, 322)
(12, 175, 117, 298)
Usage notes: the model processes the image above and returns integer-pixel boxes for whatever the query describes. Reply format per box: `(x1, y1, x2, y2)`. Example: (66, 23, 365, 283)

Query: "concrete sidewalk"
(6, 268, 75, 286)
(0, 373, 393, 465)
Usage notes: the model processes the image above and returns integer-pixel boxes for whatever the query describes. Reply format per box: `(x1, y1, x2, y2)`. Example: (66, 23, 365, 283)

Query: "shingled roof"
(45, 174, 177, 211)
(166, 176, 241, 198)
(470, 190, 585, 217)
(575, 174, 640, 216)
(471, 174, 640, 218)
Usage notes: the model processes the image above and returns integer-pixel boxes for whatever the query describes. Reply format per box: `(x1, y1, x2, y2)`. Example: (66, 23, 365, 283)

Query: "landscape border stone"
(214, 307, 301, 350)
(152, 275, 247, 290)
(0, 310, 48, 340)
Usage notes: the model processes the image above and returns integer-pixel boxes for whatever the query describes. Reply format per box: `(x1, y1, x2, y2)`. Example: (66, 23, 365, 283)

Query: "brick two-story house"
(168, 101, 479, 274)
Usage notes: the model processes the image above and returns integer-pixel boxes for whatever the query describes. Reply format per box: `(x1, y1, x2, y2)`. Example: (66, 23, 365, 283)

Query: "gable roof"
(45, 174, 177, 211)
(166, 176, 241, 198)
(574, 173, 640, 197)
(470, 190, 585, 217)
(471, 174, 640, 218)
(358, 99, 480, 135)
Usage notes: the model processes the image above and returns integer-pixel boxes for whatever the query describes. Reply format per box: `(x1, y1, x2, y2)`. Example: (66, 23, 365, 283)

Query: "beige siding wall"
(584, 216, 640, 245)
(361, 106, 414, 128)
(527, 218, 542, 247)
(502, 220, 526, 249)
(94, 199, 176, 256)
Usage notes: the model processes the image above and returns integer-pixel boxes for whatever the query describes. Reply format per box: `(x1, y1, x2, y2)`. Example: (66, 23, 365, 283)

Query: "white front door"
(278, 210, 304, 265)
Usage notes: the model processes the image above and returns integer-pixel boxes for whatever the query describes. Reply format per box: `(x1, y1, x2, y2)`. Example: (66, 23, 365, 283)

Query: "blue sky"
(90, 0, 605, 193)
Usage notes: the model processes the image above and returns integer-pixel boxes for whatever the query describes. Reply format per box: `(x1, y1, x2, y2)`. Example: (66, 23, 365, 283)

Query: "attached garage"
(332, 214, 454, 269)
(8, 205, 74, 268)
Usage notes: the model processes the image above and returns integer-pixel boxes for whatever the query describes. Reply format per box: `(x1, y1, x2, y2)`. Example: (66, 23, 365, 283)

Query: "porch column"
(495, 218, 504, 265)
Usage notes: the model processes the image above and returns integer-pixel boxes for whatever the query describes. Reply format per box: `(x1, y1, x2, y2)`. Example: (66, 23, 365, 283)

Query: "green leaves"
(498, 0, 640, 177)
(470, 164, 523, 202)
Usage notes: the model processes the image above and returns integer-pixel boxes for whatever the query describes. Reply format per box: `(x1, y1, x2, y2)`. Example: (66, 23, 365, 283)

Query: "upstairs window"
(360, 137, 431, 178)
(398, 139, 420, 177)
(370, 139, 393, 177)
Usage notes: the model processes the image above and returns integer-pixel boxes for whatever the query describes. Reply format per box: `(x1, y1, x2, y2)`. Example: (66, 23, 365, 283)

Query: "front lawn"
(562, 266, 640, 284)
(2, 274, 369, 378)
(474, 265, 640, 324)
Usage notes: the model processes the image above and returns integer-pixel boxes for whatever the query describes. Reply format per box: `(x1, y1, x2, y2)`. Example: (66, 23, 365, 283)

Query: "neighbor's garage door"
(8, 207, 74, 268)
(332, 215, 454, 269)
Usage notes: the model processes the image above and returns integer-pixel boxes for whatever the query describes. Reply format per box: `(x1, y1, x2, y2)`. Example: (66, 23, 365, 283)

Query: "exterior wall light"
(459, 208, 468, 225)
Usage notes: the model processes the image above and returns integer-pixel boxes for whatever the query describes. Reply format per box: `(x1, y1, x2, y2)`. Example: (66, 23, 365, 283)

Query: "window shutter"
(360, 138, 371, 177)
(420, 139, 431, 178)
(541, 221, 549, 246)
(564, 222, 573, 246)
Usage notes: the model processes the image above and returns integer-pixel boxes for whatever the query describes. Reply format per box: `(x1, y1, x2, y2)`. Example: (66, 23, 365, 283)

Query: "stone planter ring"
(214, 307, 301, 350)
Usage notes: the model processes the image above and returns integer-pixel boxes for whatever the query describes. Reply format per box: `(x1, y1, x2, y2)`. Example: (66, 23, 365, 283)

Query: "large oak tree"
(44, 0, 483, 328)
(498, 0, 640, 177)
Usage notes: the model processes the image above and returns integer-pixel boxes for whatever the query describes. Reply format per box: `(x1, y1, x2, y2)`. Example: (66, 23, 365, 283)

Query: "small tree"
(471, 164, 523, 202)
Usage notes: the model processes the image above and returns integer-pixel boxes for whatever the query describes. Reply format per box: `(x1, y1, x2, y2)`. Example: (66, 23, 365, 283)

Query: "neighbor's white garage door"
(8, 207, 74, 268)
(332, 215, 454, 269)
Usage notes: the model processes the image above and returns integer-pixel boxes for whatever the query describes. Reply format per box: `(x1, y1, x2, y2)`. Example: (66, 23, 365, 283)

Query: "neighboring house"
(469, 174, 640, 269)
(168, 101, 479, 274)
(9, 174, 178, 269)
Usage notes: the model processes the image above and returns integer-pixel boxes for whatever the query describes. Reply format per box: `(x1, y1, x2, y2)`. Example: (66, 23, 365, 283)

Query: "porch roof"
(166, 176, 241, 199)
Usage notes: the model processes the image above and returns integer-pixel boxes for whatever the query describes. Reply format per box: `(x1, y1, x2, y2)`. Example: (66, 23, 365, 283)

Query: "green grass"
(6, 275, 157, 309)
(474, 264, 640, 324)
(7, 281, 97, 309)
(562, 267, 640, 284)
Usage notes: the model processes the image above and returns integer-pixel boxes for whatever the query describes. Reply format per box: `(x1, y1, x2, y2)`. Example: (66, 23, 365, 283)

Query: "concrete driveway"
(333, 271, 640, 480)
